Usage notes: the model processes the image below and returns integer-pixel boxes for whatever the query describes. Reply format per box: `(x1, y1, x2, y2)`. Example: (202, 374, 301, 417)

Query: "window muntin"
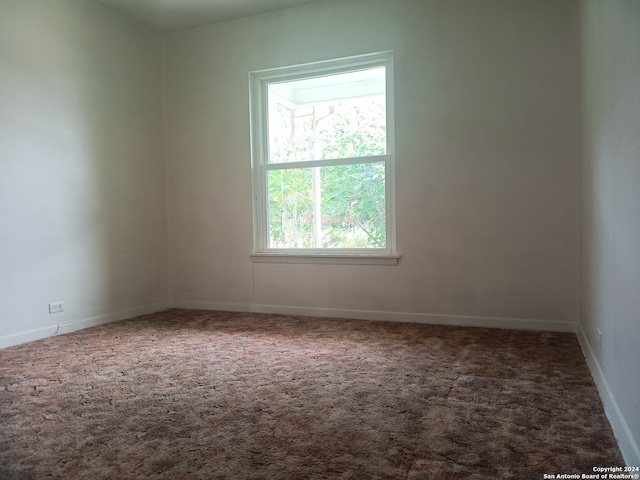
(250, 52, 395, 255)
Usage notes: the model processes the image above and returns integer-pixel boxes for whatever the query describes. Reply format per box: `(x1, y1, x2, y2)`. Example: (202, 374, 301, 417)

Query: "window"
(249, 52, 397, 264)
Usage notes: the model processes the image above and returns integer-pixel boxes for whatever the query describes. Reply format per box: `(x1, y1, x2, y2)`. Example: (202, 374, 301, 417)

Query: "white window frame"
(249, 52, 398, 265)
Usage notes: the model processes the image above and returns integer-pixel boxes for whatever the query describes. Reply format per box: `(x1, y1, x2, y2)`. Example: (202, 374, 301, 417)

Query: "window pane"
(267, 67, 386, 163)
(267, 168, 315, 248)
(321, 163, 386, 248)
(267, 162, 386, 249)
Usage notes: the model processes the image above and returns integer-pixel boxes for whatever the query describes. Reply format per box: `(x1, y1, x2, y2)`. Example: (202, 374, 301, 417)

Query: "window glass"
(267, 162, 386, 249)
(267, 68, 386, 163)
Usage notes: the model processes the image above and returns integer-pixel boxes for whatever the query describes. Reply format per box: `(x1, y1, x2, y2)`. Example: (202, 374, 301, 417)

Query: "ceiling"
(92, 0, 325, 33)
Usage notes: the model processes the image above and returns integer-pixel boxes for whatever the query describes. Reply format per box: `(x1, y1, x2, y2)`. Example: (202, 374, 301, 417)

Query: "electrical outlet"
(49, 302, 64, 314)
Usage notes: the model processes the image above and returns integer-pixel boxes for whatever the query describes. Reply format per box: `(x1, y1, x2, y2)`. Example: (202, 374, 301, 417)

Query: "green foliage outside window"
(267, 100, 387, 249)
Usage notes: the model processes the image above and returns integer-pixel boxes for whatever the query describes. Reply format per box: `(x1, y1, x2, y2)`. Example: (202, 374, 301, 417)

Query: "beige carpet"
(0, 309, 622, 479)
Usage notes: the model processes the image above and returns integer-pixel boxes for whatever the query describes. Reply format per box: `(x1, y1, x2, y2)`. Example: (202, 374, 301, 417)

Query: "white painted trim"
(577, 323, 640, 467)
(0, 301, 169, 349)
(0, 325, 59, 350)
(264, 155, 388, 171)
(250, 253, 400, 265)
(170, 299, 576, 332)
(56, 301, 169, 335)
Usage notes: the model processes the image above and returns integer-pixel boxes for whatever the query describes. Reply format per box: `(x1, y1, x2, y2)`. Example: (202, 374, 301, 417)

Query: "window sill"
(250, 252, 400, 266)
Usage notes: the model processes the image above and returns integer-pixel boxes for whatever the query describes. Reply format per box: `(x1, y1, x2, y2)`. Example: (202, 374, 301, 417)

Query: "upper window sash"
(250, 51, 394, 168)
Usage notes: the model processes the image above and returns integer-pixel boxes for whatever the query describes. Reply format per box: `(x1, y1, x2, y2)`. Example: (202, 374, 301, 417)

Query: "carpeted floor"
(0, 309, 622, 479)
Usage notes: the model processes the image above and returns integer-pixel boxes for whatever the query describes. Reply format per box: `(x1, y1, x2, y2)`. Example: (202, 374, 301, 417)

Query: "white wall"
(1, 0, 635, 463)
(580, 0, 640, 466)
(0, 0, 168, 347)
(164, 0, 581, 331)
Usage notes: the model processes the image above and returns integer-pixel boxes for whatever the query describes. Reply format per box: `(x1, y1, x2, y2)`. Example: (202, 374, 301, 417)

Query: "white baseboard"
(170, 299, 576, 332)
(0, 325, 60, 350)
(0, 301, 169, 349)
(577, 323, 640, 467)
(56, 301, 169, 335)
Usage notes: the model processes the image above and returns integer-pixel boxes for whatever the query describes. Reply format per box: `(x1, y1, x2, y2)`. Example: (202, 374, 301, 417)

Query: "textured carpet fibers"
(0, 309, 622, 479)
